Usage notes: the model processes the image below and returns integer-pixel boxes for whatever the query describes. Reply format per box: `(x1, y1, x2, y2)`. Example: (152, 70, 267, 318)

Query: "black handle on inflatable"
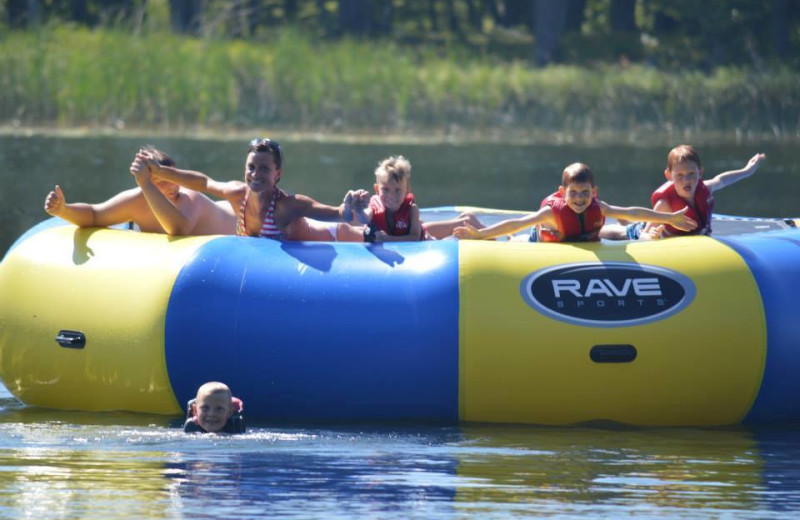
(590, 344, 637, 363)
(55, 330, 86, 349)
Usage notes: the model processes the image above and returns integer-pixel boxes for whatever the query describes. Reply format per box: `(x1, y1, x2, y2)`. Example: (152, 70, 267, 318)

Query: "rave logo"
(520, 262, 695, 327)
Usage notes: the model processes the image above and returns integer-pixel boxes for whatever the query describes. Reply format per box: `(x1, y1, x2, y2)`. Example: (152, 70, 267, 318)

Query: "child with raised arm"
(44, 146, 234, 236)
(642, 145, 765, 238)
(454, 162, 697, 242)
(183, 382, 246, 434)
(349, 155, 483, 242)
(136, 138, 363, 242)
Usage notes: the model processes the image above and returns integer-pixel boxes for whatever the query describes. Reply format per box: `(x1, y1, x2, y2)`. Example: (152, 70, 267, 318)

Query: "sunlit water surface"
(3, 386, 800, 519)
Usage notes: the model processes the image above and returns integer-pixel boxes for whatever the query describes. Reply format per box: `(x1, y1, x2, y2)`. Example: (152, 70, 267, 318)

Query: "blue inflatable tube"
(165, 237, 460, 422)
(718, 230, 800, 423)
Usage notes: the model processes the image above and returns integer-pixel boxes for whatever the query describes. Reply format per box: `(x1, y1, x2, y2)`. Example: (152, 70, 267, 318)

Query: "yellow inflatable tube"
(0, 226, 213, 414)
(458, 236, 766, 426)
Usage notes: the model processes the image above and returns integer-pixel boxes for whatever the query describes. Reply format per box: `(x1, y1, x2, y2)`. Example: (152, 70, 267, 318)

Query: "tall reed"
(0, 26, 797, 138)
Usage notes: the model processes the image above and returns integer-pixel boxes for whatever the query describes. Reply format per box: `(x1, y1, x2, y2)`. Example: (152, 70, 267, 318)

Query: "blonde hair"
(375, 155, 411, 184)
(196, 381, 232, 400)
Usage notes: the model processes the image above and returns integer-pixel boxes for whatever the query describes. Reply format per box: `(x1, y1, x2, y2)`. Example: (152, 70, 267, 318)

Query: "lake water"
(3, 382, 800, 519)
(1, 133, 800, 518)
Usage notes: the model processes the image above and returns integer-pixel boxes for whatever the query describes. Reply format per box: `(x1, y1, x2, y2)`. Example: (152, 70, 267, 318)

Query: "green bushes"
(0, 26, 797, 138)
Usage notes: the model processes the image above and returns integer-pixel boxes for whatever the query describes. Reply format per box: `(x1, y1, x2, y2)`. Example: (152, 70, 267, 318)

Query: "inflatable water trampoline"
(1, 208, 799, 427)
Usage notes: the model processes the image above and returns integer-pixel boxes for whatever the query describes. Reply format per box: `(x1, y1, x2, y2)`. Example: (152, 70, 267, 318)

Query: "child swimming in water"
(183, 382, 246, 434)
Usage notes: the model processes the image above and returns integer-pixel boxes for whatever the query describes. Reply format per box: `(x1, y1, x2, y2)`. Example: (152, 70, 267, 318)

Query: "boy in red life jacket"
(184, 382, 246, 434)
(454, 162, 697, 242)
(348, 155, 484, 242)
(603, 145, 767, 240)
(644, 145, 765, 238)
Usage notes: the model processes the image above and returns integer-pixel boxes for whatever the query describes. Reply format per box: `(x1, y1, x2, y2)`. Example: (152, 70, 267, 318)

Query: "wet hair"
(375, 155, 411, 184)
(142, 145, 176, 167)
(666, 144, 702, 171)
(561, 162, 595, 188)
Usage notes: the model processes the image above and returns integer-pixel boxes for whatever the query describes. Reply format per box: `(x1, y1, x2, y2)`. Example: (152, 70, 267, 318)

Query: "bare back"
(183, 193, 236, 235)
(132, 188, 235, 235)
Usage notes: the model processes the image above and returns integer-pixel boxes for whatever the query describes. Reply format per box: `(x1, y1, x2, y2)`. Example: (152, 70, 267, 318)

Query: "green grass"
(0, 25, 797, 139)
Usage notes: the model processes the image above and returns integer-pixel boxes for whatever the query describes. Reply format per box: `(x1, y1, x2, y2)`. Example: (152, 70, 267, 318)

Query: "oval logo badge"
(520, 262, 696, 327)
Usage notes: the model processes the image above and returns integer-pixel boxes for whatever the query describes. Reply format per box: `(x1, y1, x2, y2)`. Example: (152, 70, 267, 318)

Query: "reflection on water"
(0, 447, 176, 519)
(165, 439, 461, 519)
(2, 389, 800, 519)
(455, 425, 768, 516)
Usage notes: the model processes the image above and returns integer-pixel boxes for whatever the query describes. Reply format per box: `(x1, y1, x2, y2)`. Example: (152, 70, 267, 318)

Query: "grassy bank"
(1, 26, 798, 140)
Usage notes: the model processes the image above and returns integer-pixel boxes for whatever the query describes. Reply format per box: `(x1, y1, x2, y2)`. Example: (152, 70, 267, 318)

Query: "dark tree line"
(6, 0, 143, 27)
(4, 0, 799, 68)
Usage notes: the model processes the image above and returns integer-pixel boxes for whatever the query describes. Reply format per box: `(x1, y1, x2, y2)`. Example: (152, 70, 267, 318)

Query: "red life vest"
(651, 181, 714, 236)
(370, 193, 420, 238)
(538, 191, 605, 242)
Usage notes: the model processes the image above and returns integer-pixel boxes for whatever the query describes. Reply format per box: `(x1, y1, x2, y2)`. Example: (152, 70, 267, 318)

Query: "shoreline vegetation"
(1, 26, 798, 144)
(2, 125, 796, 147)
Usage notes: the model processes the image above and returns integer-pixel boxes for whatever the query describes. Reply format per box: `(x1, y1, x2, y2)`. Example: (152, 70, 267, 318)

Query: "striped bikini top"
(236, 187, 283, 240)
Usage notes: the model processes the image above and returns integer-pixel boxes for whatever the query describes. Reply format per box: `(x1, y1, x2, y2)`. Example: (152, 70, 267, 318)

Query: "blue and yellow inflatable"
(1, 210, 799, 426)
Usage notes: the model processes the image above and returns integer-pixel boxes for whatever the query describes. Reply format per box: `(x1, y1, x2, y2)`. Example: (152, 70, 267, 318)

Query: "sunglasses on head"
(248, 137, 283, 168)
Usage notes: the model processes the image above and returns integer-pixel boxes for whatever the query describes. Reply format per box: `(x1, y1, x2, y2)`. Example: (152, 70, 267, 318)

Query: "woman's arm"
(137, 150, 242, 204)
(283, 193, 346, 223)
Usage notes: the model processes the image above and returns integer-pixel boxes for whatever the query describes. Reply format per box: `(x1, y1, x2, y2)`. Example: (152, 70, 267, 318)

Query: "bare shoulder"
(215, 179, 246, 199)
(226, 180, 248, 196)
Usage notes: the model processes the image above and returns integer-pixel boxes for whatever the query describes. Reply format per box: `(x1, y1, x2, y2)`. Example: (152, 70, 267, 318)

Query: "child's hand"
(453, 223, 482, 240)
(640, 224, 664, 240)
(669, 207, 698, 232)
(351, 189, 370, 210)
(342, 191, 354, 222)
(744, 153, 766, 174)
(345, 189, 371, 225)
(44, 185, 66, 216)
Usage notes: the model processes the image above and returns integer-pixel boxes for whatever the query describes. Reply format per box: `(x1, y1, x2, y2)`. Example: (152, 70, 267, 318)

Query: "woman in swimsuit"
(134, 138, 363, 241)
